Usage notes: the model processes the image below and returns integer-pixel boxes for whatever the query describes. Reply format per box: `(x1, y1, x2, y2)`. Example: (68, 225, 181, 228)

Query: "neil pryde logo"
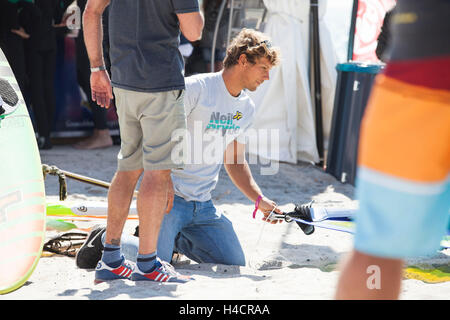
(233, 111, 243, 120)
(206, 111, 243, 133)
(77, 205, 88, 213)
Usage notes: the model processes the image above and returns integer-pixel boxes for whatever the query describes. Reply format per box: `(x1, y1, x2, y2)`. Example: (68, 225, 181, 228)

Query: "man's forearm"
(224, 161, 263, 203)
(82, 1, 107, 67)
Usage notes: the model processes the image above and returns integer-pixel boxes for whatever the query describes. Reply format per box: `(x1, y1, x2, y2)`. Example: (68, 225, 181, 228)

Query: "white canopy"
(247, 0, 340, 164)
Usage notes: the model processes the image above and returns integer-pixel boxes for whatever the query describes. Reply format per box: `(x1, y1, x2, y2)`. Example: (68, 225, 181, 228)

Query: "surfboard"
(46, 200, 138, 221)
(0, 49, 46, 294)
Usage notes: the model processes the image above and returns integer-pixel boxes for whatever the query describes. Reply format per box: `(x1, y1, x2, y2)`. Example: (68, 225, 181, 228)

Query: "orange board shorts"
(354, 57, 450, 258)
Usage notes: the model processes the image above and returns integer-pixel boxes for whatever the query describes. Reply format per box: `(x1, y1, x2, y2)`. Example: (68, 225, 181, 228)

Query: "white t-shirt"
(171, 71, 255, 202)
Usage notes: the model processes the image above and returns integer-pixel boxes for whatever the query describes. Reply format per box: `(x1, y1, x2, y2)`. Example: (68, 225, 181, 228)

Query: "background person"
(73, 0, 113, 150)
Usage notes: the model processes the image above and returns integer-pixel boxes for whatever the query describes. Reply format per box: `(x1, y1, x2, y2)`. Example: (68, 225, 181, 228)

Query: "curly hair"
(223, 28, 281, 69)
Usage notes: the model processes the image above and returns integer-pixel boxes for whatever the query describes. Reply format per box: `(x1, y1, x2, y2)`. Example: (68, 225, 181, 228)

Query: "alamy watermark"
(366, 265, 381, 290)
(64, 5, 81, 30)
(171, 122, 280, 176)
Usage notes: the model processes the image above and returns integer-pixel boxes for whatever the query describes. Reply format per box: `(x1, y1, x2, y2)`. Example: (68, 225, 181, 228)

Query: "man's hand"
(258, 196, 283, 224)
(90, 70, 113, 108)
(11, 28, 30, 39)
(165, 177, 175, 214)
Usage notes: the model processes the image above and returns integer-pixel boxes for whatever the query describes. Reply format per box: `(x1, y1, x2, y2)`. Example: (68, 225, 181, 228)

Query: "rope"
(43, 232, 88, 257)
(249, 205, 281, 270)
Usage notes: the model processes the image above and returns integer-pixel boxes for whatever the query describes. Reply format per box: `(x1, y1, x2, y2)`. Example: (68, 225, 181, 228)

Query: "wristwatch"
(90, 65, 106, 72)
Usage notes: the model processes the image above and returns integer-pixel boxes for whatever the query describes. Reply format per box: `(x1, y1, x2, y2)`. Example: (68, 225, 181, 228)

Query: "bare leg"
(105, 169, 142, 246)
(74, 129, 113, 150)
(136, 169, 171, 255)
(335, 250, 404, 300)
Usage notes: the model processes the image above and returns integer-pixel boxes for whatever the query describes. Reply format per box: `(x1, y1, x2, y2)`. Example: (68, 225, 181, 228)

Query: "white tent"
(246, 0, 342, 164)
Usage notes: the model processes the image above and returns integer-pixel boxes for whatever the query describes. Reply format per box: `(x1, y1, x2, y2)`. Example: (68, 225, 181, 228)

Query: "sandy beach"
(2, 144, 449, 301)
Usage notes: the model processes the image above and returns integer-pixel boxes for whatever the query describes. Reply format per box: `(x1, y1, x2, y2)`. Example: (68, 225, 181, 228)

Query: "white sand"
(2, 145, 449, 300)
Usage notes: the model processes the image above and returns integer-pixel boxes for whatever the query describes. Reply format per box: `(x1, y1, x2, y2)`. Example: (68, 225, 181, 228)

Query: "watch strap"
(90, 65, 106, 72)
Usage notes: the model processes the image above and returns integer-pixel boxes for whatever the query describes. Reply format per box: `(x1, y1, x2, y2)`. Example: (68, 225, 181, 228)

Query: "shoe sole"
(131, 272, 192, 283)
(75, 226, 105, 269)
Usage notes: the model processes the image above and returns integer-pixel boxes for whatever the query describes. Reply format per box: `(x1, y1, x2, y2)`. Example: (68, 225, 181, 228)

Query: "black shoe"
(75, 225, 106, 269)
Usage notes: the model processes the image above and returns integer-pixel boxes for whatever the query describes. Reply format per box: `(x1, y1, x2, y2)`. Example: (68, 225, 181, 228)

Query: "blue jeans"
(104, 195, 246, 266)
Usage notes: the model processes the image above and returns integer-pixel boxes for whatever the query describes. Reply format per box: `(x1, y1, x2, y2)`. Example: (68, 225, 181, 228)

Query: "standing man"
(73, 0, 113, 150)
(83, 0, 204, 283)
(21, 0, 71, 150)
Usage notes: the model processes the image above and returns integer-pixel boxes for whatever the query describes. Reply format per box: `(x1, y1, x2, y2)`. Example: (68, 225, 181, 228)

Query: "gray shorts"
(113, 87, 187, 171)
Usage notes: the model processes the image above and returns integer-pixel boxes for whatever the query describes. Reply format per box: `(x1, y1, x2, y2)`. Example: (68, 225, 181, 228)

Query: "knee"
(113, 169, 143, 188)
(115, 169, 143, 181)
(141, 170, 171, 187)
(226, 252, 246, 267)
(216, 248, 246, 266)
(137, 170, 172, 200)
(143, 170, 171, 180)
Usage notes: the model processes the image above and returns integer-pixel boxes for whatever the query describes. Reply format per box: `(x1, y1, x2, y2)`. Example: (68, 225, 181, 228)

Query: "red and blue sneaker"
(94, 258, 135, 284)
(131, 257, 193, 283)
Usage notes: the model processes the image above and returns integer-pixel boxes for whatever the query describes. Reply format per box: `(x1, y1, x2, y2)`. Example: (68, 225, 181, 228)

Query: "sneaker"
(76, 225, 106, 269)
(132, 257, 193, 283)
(94, 258, 135, 284)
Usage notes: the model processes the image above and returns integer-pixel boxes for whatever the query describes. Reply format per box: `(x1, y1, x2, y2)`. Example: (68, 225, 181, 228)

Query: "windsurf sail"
(271, 204, 450, 249)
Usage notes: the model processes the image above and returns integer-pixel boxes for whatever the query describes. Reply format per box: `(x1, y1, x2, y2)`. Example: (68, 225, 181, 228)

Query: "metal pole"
(62, 169, 139, 198)
(347, 0, 359, 61)
(310, 0, 324, 166)
(211, 0, 228, 72)
(43, 164, 139, 198)
(227, 0, 235, 47)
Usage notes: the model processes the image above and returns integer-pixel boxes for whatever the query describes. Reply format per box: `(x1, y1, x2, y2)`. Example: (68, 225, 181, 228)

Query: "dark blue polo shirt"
(108, 0, 199, 92)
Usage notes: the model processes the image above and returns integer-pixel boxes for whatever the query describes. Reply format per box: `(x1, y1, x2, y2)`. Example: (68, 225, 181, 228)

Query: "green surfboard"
(0, 49, 46, 294)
